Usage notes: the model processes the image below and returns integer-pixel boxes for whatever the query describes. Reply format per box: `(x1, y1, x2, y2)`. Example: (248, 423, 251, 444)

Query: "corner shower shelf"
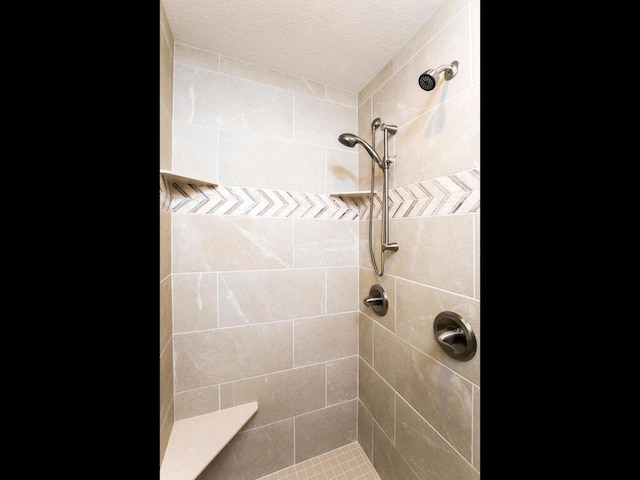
(160, 169, 218, 186)
(160, 401, 258, 480)
(329, 191, 375, 197)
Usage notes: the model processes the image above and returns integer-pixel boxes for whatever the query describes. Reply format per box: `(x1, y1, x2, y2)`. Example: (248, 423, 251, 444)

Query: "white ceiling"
(161, 0, 446, 93)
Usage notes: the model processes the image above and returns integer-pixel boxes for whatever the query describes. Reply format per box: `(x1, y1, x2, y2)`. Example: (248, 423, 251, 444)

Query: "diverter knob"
(433, 311, 476, 361)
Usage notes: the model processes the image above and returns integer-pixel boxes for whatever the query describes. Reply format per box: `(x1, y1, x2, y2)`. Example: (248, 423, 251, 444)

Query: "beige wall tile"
(326, 85, 357, 107)
(221, 55, 325, 98)
(174, 44, 220, 71)
(387, 215, 474, 297)
(160, 102, 172, 172)
(160, 339, 173, 426)
(373, 322, 473, 459)
(227, 364, 326, 430)
(396, 395, 479, 480)
(358, 60, 393, 107)
(294, 400, 357, 463)
(359, 312, 373, 366)
(294, 220, 358, 268)
(172, 273, 218, 333)
(371, 422, 420, 480)
(199, 419, 294, 480)
(173, 63, 294, 139)
(294, 93, 357, 149)
(294, 312, 358, 366)
(159, 400, 174, 467)
(473, 386, 480, 471)
(327, 356, 358, 405)
(327, 148, 358, 193)
(357, 400, 374, 462)
(470, 0, 480, 84)
(160, 211, 171, 281)
(159, 2, 174, 117)
(327, 267, 358, 314)
(171, 122, 218, 182)
(174, 384, 219, 421)
(173, 321, 293, 391)
(474, 213, 480, 299)
(172, 215, 293, 273)
(395, 277, 479, 385)
(219, 269, 325, 327)
(160, 277, 172, 353)
(394, 83, 480, 186)
(219, 130, 326, 192)
(359, 359, 395, 443)
(373, 7, 472, 129)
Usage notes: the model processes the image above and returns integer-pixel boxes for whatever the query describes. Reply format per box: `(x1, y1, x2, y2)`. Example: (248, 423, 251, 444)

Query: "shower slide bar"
(338, 118, 398, 276)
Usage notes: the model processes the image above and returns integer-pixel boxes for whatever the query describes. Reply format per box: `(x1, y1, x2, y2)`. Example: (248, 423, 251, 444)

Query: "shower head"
(338, 133, 383, 168)
(418, 60, 459, 91)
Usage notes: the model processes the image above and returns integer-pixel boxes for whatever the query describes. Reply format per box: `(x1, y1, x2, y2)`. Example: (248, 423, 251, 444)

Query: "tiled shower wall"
(159, 0, 174, 466)
(159, 0, 480, 478)
(356, 0, 480, 479)
(166, 36, 363, 480)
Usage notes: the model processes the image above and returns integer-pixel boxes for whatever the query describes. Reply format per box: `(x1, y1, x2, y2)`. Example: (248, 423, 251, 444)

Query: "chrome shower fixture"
(418, 60, 459, 91)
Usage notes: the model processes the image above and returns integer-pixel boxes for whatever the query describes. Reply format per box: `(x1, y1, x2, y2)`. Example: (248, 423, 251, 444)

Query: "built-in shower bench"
(160, 401, 258, 480)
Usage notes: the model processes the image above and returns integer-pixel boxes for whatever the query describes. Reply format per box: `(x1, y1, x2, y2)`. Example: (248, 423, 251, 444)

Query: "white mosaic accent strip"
(361, 168, 479, 219)
(159, 169, 479, 219)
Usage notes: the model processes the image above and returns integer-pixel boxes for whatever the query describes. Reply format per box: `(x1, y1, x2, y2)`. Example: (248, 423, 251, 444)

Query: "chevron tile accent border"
(159, 168, 479, 220)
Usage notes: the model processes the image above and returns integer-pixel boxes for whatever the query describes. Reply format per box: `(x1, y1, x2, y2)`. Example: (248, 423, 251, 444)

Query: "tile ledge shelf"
(160, 169, 218, 186)
(329, 191, 375, 197)
(160, 401, 258, 480)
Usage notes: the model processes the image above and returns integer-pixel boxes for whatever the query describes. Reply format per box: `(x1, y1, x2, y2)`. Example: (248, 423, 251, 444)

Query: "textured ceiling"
(161, 0, 446, 93)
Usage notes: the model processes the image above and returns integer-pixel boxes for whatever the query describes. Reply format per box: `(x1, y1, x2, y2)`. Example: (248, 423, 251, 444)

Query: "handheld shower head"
(418, 60, 459, 91)
(338, 133, 383, 169)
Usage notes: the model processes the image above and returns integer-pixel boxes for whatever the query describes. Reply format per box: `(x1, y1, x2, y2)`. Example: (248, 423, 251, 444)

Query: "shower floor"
(255, 442, 381, 480)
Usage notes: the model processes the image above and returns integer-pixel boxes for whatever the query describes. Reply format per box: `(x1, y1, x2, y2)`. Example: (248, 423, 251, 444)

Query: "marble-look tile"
(160, 210, 171, 281)
(174, 43, 220, 71)
(173, 321, 293, 391)
(396, 395, 479, 480)
(394, 84, 480, 186)
(470, 0, 480, 84)
(159, 3, 173, 117)
(160, 277, 172, 353)
(359, 358, 395, 443)
(326, 267, 358, 314)
(294, 219, 358, 268)
(159, 336, 173, 427)
(159, 400, 174, 467)
(199, 419, 294, 480)
(395, 278, 479, 385)
(372, 8, 471, 129)
(327, 356, 358, 405)
(357, 400, 374, 463)
(474, 212, 480, 299)
(218, 130, 326, 192)
(172, 215, 293, 273)
(327, 148, 358, 193)
(359, 312, 374, 366)
(171, 122, 218, 182)
(220, 55, 325, 98)
(473, 386, 480, 471)
(160, 102, 172, 172)
(174, 384, 219, 421)
(326, 85, 357, 108)
(219, 269, 325, 327)
(372, 422, 420, 480)
(172, 273, 218, 333)
(173, 64, 293, 139)
(294, 93, 356, 149)
(373, 323, 473, 459)
(294, 400, 357, 463)
(224, 364, 326, 430)
(386, 215, 474, 297)
(294, 312, 358, 366)
(358, 60, 393, 107)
